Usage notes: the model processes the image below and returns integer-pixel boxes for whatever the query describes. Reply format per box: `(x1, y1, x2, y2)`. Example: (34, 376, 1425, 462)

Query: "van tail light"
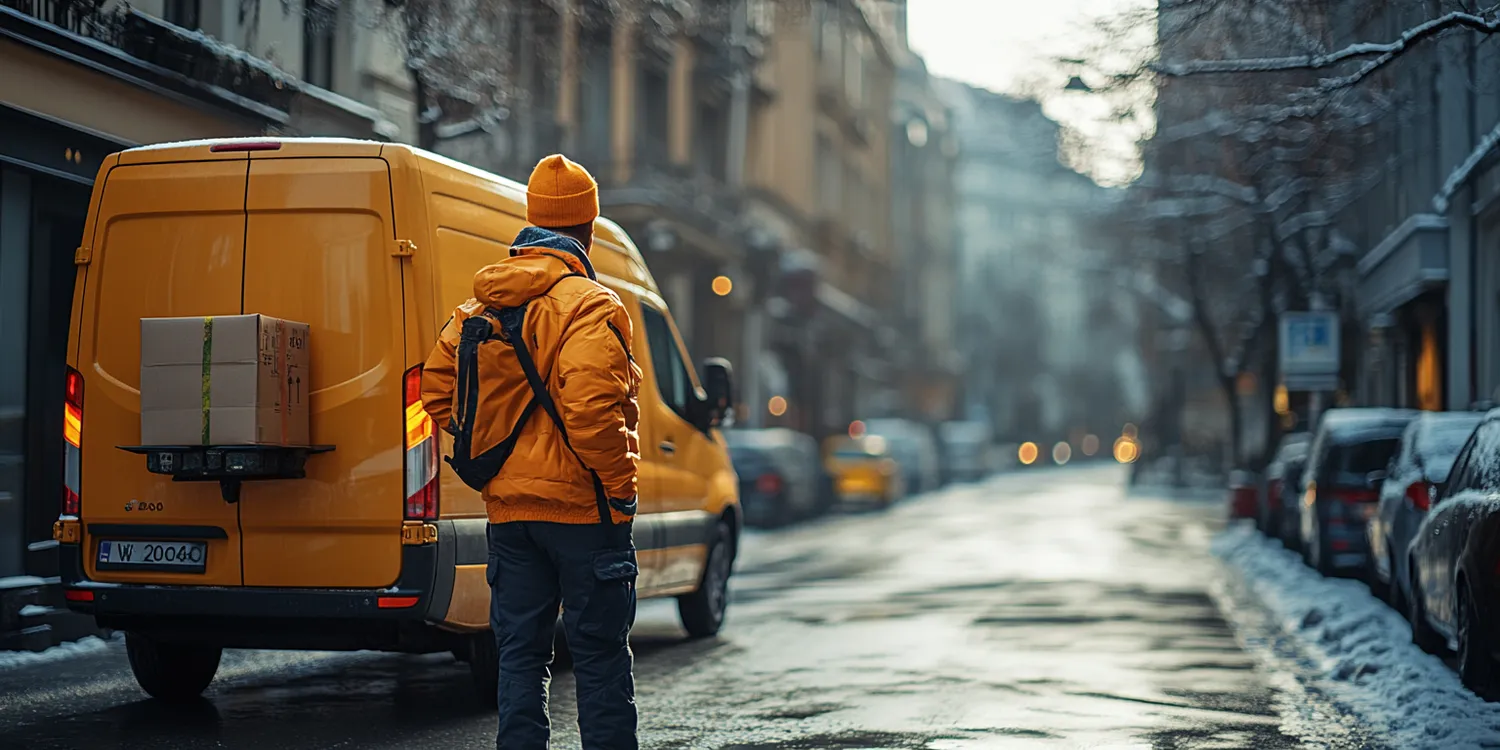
(1406, 481, 1434, 512)
(62, 367, 83, 517)
(756, 473, 783, 495)
(403, 365, 439, 521)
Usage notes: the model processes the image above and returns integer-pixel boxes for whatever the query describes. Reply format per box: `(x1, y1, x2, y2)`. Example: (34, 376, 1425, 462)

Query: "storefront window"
(1417, 320, 1442, 411)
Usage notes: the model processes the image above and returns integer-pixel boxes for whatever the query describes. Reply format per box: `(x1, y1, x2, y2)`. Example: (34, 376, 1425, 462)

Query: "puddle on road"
(717, 730, 977, 750)
(756, 702, 846, 720)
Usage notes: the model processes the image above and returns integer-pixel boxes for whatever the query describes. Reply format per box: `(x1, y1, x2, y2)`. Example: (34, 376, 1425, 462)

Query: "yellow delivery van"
(54, 138, 740, 702)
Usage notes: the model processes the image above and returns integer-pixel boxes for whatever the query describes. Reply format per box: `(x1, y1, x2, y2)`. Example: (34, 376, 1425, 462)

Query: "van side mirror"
(697, 358, 734, 431)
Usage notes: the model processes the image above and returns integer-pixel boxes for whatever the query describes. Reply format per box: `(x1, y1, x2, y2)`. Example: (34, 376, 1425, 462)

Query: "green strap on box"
(200, 316, 213, 445)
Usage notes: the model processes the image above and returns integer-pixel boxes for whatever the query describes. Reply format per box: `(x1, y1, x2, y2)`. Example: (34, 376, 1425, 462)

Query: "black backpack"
(446, 295, 630, 529)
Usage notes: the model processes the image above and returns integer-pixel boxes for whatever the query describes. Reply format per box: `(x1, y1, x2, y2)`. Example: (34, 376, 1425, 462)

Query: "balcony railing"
(2, 0, 102, 36)
(2, 0, 297, 117)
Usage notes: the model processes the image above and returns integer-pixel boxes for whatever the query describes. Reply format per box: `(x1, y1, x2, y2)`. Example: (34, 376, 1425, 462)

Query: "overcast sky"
(907, 0, 1154, 185)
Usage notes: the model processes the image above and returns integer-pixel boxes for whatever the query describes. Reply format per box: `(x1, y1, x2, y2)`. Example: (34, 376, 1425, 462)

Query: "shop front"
(0, 2, 284, 647)
(1356, 214, 1450, 410)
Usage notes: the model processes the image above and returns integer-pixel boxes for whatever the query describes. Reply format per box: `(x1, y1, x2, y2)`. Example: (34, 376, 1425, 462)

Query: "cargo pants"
(487, 521, 639, 750)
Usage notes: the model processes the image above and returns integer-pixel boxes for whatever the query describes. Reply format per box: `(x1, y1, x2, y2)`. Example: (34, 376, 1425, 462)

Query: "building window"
(303, 0, 338, 90)
(695, 103, 728, 181)
(816, 135, 840, 215)
(821, 9, 841, 79)
(164, 0, 199, 29)
(639, 66, 670, 167)
(845, 34, 864, 109)
(577, 35, 613, 166)
(749, 0, 774, 36)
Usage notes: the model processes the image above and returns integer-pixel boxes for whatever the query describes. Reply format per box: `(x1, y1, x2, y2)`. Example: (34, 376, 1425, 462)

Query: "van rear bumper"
(55, 519, 487, 651)
(60, 544, 440, 621)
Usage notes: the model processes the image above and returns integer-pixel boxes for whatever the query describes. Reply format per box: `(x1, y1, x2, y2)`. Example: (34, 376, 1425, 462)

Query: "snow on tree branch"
(1434, 118, 1500, 214)
(1156, 10, 1500, 89)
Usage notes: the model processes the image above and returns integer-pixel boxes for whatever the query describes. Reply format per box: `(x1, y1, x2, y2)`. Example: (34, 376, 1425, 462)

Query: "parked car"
(1259, 432, 1311, 535)
(1228, 470, 1261, 520)
(1406, 410, 1500, 696)
(725, 428, 826, 527)
(863, 418, 942, 494)
(824, 434, 905, 508)
(1271, 452, 1311, 550)
(1299, 408, 1418, 576)
(1366, 411, 1482, 605)
(939, 421, 992, 483)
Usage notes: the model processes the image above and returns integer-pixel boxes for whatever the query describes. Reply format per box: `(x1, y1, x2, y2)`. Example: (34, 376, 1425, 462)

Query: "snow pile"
(0, 634, 120, 672)
(1215, 527, 1500, 749)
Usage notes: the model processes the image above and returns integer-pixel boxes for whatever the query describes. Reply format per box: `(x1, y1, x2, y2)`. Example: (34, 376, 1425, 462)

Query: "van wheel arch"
(720, 506, 742, 562)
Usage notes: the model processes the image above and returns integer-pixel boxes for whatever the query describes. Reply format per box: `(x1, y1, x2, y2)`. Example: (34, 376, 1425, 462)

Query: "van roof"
(115, 137, 654, 287)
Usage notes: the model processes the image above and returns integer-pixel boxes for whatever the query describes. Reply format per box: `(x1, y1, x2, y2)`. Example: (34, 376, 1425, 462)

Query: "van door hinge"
(74, 246, 91, 265)
(392, 239, 417, 258)
(401, 521, 438, 546)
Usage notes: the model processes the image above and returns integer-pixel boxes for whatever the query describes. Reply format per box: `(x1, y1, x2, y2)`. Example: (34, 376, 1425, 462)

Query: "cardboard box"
(140, 315, 310, 446)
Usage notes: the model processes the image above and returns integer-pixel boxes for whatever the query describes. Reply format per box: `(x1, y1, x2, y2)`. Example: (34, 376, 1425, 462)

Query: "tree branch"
(1434, 116, 1500, 213)
(1156, 10, 1500, 89)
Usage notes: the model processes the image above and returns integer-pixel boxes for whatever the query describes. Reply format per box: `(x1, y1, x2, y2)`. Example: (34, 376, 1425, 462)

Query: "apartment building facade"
(0, 0, 414, 647)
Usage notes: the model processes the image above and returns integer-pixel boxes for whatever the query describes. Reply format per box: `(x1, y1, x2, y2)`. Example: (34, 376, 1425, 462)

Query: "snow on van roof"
(404, 147, 527, 198)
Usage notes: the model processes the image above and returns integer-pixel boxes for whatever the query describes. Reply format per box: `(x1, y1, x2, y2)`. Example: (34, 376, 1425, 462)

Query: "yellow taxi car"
(824, 433, 905, 508)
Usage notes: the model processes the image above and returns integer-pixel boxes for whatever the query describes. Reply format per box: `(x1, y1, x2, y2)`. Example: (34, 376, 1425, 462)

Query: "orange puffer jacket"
(421, 230, 642, 525)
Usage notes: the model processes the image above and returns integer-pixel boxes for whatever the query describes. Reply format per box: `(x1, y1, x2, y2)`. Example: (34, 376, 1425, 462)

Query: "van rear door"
(238, 156, 405, 588)
(77, 156, 249, 587)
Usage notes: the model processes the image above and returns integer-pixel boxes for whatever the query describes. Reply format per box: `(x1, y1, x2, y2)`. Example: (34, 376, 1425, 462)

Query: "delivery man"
(421, 154, 644, 750)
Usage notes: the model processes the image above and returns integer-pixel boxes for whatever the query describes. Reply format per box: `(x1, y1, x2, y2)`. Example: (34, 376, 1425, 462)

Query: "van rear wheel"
(125, 633, 221, 702)
(678, 521, 734, 638)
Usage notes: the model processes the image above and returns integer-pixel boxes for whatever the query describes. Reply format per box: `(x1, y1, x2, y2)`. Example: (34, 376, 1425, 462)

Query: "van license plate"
(97, 540, 206, 573)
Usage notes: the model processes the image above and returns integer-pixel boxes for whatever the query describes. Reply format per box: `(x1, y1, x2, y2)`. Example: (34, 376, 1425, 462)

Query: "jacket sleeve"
(421, 310, 466, 430)
(556, 291, 642, 499)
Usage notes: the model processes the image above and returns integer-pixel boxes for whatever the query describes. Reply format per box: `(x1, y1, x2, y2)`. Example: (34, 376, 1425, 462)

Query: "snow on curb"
(0, 634, 120, 672)
(1215, 525, 1500, 749)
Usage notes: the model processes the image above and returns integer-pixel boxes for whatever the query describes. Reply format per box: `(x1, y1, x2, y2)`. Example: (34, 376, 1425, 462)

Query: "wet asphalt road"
(0, 465, 1374, 749)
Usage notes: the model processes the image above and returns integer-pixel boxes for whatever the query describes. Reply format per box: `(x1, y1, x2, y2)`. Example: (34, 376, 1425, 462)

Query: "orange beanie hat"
(526, 154, 599, 227)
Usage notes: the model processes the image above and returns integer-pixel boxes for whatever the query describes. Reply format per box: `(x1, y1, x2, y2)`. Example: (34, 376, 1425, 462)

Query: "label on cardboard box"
(140, 314, 310, 446)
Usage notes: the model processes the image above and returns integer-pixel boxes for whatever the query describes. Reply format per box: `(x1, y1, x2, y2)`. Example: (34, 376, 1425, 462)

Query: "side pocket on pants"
(578, 549, 638, 641)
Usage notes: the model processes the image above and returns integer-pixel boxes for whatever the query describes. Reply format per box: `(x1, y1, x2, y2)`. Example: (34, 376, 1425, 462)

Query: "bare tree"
(1102, 0, 1405, 467)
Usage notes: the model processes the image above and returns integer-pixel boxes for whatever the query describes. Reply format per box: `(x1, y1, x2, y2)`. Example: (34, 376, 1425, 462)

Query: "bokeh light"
(767, 396, 787, 417)
(1053, 442, 1072, 465)
(1018, 442, 1039, 465)
(1113, 437, 1139, 464)
(1081, 434, 1099, 456)
(712, 275, 734, 296)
